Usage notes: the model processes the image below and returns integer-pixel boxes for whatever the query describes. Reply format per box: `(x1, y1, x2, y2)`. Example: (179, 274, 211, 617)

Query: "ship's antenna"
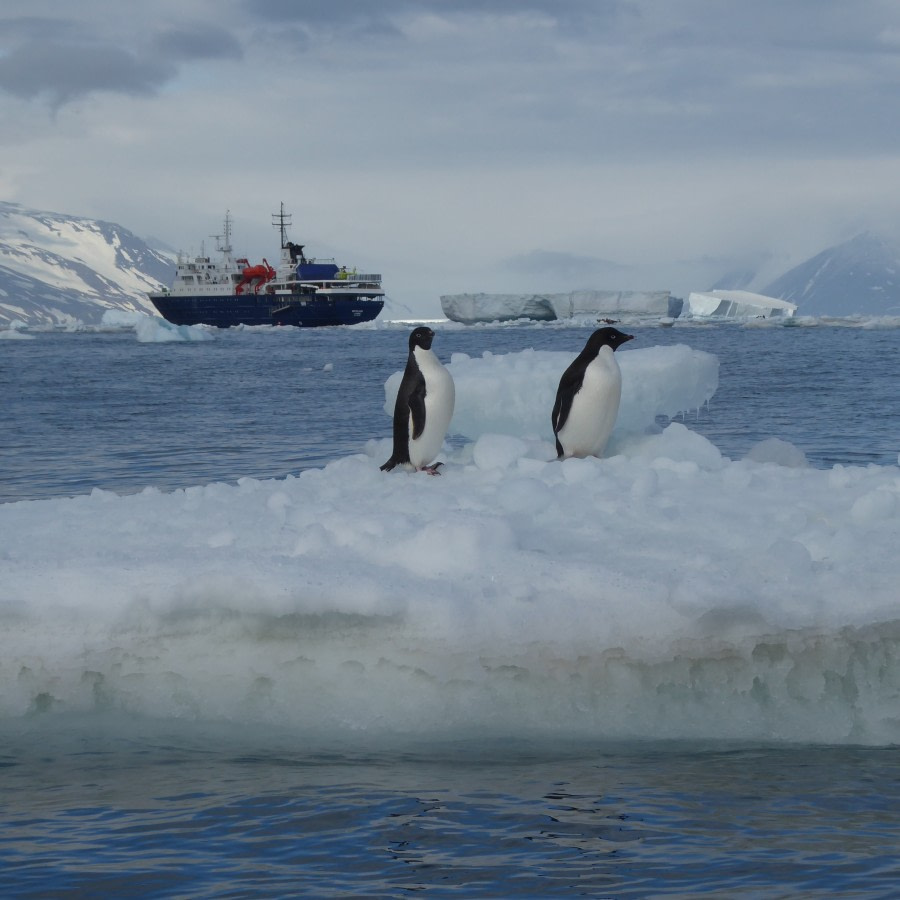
(212, 210, 233, 256)
(272, 202, 291, 249)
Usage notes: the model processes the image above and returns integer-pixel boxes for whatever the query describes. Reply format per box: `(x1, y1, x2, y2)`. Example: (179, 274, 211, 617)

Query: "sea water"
(4, 322, 897, 502)
(1, 319, 900, 897)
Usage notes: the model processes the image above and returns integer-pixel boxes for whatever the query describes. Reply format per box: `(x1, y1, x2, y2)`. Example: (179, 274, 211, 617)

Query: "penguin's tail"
(380, 458, 398, 472)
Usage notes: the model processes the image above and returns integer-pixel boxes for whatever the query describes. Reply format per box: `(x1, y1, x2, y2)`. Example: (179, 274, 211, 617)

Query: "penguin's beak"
(623, 333, 635, 343)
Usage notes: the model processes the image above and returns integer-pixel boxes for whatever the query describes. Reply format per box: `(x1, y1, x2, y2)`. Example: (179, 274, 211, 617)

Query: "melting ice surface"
(2, 336, 899, 746)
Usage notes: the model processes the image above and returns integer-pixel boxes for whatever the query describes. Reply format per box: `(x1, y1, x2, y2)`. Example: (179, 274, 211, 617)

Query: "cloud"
(153, 25, 244, 63)
(243, 0, 403, 44)
(0, 13, 244, 107)
(1, 15, 82, 42)
(504, 249, 632, 285)
(246, 0, 369, 23)
(499, 248, 740, 296)
(0, 41, 174, 106)
(244, 0, 396, 34)
(3, 0, 900, 315)
(242, 0, 623, 37)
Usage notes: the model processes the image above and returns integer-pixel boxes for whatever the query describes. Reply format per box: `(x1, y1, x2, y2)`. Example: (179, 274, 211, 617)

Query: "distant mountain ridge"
(760, 233, 900, 316)
(712, 232, 900, 316)
(0, 201, 174, 326)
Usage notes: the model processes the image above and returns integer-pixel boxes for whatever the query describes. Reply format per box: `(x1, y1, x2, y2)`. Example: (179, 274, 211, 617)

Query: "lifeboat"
(235, 259, 276, 295)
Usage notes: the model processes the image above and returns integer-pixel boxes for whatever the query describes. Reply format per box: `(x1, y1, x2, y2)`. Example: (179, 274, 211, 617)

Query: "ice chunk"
(135, 315, 214, 342)
(687, 290, 797, 319)
(383, 344, 719, 445)
(745, 437, 809, 468)
(472, 434, 529, 470)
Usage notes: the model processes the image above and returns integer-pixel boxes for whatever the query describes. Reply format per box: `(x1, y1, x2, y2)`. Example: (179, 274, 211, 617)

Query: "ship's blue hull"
(149, 292, 384, 328)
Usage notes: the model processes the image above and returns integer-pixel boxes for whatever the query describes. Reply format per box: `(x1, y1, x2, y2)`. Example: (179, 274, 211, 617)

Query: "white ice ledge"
(688, 290, 797, 319)
(441, 290, 676, 323)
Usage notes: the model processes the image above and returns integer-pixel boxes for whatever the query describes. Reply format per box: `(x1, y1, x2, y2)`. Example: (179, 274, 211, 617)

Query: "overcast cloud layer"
(3, 0, 900, 313)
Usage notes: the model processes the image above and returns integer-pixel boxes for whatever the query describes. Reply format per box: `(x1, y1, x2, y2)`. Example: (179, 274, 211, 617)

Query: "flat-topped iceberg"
(687, 290, 797, 319)
(441, 290, 676, 323)
(441, 293, 557, 323)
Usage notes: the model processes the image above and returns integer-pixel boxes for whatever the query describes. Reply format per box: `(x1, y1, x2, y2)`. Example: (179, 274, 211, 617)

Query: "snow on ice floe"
(1, 342, 900, 744)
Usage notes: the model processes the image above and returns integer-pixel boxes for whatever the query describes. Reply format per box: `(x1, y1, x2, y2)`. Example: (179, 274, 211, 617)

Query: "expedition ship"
(148, 205, 384, 327)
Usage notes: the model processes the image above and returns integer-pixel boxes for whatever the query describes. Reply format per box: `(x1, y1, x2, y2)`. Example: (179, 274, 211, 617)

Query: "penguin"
(381, 326, 455, 474)
(551, 327, 634, 459)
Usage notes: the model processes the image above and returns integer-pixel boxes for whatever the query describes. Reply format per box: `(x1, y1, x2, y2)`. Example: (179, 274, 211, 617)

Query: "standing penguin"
(381, 326, 455, 474)
(551, 327, 634, 459)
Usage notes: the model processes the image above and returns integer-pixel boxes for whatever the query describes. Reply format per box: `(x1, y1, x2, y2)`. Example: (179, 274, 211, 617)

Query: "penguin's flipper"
(552, 382, 576, 436)
(551, 364, 585, 459)
(408, 377, 427, 440)
(551, 390, 565, 436)
(552, 361, 584, 435)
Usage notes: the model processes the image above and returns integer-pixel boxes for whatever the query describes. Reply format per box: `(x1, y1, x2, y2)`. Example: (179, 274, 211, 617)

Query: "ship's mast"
(212, 210, 233, 259)
(272, 202, 292, 249)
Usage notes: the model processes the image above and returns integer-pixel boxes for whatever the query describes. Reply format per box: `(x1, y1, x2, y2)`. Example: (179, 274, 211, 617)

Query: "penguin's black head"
(585, 326, 634, 354)
(409, 326, 435, 351)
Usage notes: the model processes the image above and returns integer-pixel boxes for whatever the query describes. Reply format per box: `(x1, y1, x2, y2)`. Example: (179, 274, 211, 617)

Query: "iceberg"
(440, 293, 557, 324)
(441, 290, 676, 324)
(687, 290, 797, 319)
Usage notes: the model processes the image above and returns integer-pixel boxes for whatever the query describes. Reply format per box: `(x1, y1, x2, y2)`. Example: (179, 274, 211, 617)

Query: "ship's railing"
(335, 273, 381, 283)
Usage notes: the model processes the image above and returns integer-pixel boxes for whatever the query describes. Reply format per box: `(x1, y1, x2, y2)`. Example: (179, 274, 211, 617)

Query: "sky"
(3, 1, 900, 315)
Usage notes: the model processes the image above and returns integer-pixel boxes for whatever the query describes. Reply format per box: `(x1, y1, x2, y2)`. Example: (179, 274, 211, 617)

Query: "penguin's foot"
(420, 462, 444, 475)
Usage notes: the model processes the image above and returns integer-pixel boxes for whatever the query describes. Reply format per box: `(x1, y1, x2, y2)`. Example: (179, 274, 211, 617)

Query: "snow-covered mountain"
(761, 233, 900, 316)
(0, 202, 174, 326)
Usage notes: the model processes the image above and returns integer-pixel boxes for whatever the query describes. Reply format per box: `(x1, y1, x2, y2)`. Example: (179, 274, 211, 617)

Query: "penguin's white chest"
(557, 348, 622, 458)
(408, 348, 455, 467)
